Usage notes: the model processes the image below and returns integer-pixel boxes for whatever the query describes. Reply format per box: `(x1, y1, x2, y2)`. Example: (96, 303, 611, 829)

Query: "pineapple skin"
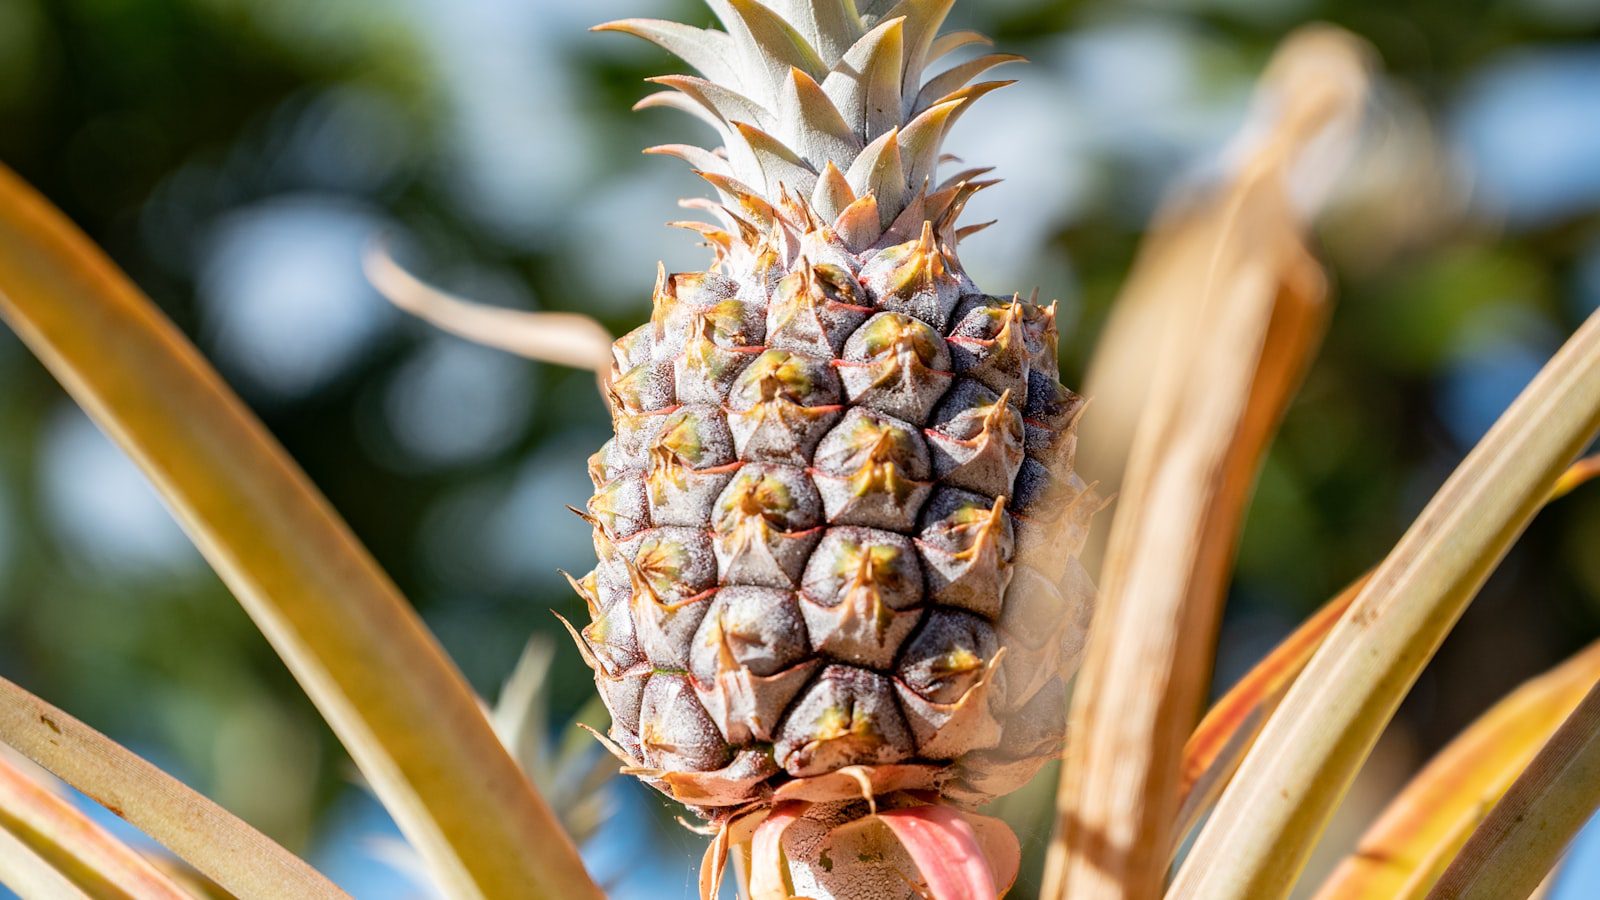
(571, 1, 1098, 828)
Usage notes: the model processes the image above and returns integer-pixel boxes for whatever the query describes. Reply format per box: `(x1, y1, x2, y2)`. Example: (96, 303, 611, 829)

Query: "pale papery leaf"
(778, 68, 863, 169)
(1076, 25, 1373, 535)
(765, 0, 863, 62)
(1239, 25, 1374, 216)
(888, 0, 958, 100)
(731, 840, 754, 900)
(697, 171, 783, 227)
(647, 75, 774, 135)
(724, 0, 830, 93)
(833, 193, 882, 252)
(913, 54, 1025, 116)
(1043, 27, 1370, 900)
(1044, 82, 1340, 900)
(926, 30, 991, 63)
(821, 17, 905, 138)
(647, 143, 737, 179)
(844, 129, 907, 226)
(810, 160, 858, 223)
(735, 121, 821, 198)
(637, 90, 735, 143)
(769, 763, 945, 804)
(490, 637, 557, 783)
(702, 820, 734, 900)
(898, 100, 964, 195)
(591, 19, 742, 87)
(702, 810, 766, 900)
(914, 80, 1012, 135)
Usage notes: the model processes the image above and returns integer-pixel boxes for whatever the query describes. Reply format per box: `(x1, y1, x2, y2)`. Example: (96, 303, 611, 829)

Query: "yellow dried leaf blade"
(0, 165, 601, 900)
(0, 822, 93, 900)
(1423, 669, 1600, 899)
(1174, 572, 1369, 840)
(0, 679, 337, 900)
(1177, 451, 1598, 850)
(1169, 305, 1600, 900)
(1313, 639, 1600, 900)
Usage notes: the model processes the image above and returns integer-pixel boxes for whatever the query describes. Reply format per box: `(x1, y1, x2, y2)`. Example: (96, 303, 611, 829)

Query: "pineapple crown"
(597, 0, 1019, 269)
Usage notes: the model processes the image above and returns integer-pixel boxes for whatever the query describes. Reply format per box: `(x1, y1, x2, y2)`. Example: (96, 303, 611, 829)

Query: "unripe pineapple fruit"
(570, 1, 1099, 893)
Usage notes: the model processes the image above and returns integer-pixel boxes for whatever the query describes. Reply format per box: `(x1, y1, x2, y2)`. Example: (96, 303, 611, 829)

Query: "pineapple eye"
(855, 314, 941, 365)
(656, 413, 705, 465)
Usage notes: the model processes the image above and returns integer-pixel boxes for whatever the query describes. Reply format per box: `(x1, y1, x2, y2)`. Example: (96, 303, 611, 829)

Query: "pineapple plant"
(561, 0, 1098, 892)
(5, 5, 1600, 900)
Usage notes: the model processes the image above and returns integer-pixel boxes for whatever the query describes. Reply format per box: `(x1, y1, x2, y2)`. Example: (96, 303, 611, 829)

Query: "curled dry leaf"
(1076, 23, 1372, 525)
(769, 765, 946, 805)
(700, 808, 765, 900)
(750, 802, 807, 900)
(1045, 24, 1370, 900)
(362, 241, 614, 392)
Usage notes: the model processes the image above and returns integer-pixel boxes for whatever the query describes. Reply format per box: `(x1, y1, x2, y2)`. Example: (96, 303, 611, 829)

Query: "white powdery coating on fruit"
(575, 0, 1102, 826)
(784, 802, 924, 900)
(580, 237, 1096, 817)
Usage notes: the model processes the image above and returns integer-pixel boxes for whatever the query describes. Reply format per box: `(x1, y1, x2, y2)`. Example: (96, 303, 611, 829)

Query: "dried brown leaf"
(1042, 26, 1370, 900)
(1076, 25, 1372, 536)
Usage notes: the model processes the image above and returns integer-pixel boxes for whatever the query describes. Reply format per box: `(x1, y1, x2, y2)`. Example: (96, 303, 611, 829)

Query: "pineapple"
(567, 0, 1099, 892)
